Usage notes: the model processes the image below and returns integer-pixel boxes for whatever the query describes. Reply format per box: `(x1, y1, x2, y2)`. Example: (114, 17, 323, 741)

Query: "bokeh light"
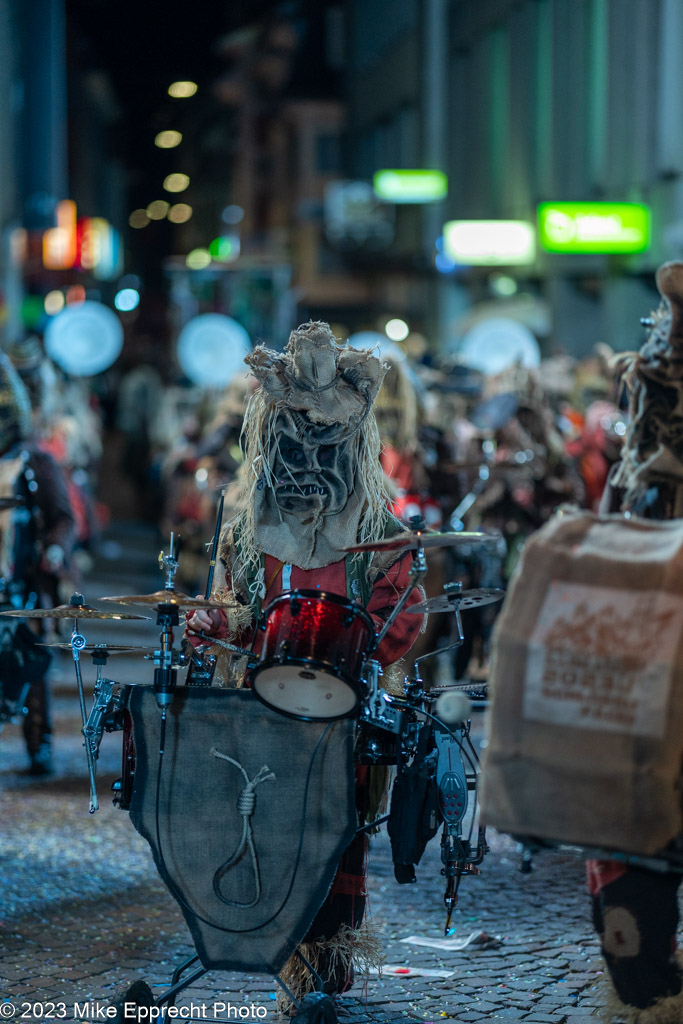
(168, 203, 193, 224)
(114, 288, 140, 312)
(65, 284, 86, 305)
(154, 130, 183, 149)
(163, 173, 190, 193)
(168, 81, 198, 98)
(385, 318, 410, 341)
(44, 290, 65, 316)
(129, 209, 150, 229)
(147, 200, 170, 220)
(221, 204, 244, 225)
(186, 248, 212, 270)
(209, 235, 240, 262)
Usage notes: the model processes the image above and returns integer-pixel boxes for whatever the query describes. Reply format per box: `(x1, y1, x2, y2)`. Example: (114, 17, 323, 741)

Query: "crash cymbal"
(38, 642, 154, 653)
(407, 588, 505, 614)
(344, 531, 496, 553)
(99, 589, 229, 610)
(0, 604, 149, 620)
(0, 496, 25, 510)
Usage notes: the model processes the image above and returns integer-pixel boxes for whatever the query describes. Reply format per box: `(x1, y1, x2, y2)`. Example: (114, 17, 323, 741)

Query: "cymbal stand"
(153, 535, 188, 713)
(65, 593, 99, 813)
(374, 540, 428, 650)
(410, 582, 466, 682)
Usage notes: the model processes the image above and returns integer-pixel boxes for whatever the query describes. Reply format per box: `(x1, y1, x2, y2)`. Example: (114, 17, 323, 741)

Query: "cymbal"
(0, 496, 25, 510)
(0, 603, 149, 620)
(99, 589, 228, 610)
(407, 588, 505, 614)
(344, 531, 496, 553)
(38, 642, 154, 653)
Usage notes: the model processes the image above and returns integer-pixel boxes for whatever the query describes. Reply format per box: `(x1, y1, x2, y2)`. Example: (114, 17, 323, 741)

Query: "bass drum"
(250, 590, 375, 721)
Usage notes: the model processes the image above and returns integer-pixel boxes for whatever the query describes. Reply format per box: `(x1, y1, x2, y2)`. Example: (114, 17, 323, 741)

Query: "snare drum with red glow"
(250, 590, 376, 721)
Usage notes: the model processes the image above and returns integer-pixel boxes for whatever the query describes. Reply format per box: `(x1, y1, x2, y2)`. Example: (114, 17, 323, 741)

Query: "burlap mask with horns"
(242, 322, 387, 569)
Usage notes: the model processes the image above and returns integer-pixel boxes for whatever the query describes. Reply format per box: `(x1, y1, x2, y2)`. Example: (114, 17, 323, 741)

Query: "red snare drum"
(250, 590, 375, 721)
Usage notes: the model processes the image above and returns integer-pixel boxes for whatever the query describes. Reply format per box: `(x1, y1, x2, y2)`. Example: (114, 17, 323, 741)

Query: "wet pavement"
(0, 524, 623, 1023)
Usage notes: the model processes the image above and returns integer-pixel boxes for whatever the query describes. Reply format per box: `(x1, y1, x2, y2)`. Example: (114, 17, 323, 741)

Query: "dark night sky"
(65, 0, 336, 197)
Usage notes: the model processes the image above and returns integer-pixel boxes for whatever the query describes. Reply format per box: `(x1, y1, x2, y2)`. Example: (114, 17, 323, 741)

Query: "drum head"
(252, 664, 359, 721)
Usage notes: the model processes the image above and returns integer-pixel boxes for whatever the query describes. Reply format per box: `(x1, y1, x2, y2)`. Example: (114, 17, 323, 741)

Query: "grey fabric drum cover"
(127, 686, 357, 975)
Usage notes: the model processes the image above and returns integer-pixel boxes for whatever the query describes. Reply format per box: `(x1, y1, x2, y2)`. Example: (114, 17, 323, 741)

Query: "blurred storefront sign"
(373, 169, 448, 204)
(41, 200, 121, 278)
(324, 181, 395, 250)
(442, 220, 536, 265)
(538, 202, 651, 253)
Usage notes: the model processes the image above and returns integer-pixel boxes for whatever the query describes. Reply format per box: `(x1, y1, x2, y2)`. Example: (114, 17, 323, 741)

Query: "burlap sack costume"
(480, 507, 683, 855)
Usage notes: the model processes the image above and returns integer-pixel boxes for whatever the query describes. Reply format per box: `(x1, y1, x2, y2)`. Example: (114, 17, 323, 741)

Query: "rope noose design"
(210, 746, 276, 909)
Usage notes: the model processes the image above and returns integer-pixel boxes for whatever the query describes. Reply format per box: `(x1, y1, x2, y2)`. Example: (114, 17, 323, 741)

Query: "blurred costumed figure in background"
(0, 353, 75, 775)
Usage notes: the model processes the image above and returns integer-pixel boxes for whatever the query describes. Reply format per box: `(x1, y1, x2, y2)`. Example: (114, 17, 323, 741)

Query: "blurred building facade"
(343, 0, 683, 356)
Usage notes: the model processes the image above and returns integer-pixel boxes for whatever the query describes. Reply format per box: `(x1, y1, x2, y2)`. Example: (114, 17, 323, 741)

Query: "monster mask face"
(245, 322, 386, 569)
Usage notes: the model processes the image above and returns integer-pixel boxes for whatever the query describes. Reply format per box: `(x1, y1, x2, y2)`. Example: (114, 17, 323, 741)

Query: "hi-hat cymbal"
(407, 588, 505, 614)
(100, 589, 228, 610)
(0, 604, 149, 620)
(0, 496, 25, 510)
(344, 531, 497, 553)
(38, 642, 154, 653)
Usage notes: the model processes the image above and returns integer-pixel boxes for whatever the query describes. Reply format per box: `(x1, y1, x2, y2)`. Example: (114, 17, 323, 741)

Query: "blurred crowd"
(110, 329, 627, 684)
(0, 325, 629, 718)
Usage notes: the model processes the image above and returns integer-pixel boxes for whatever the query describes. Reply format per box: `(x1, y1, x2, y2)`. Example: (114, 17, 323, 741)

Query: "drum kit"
(0, 522, 504, 1019)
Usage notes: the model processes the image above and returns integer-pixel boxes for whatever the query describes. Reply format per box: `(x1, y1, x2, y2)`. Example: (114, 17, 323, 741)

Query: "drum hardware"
(83, 676, 127, 767)
(360, 659, 409, 737)
(343, 529, 497, 553)
(38, 642, 154, 652)
(2, 590, 147, 812)
(372, 535, 429, 652)
(0, 495, 25, 510)
(183, 640, 217, 687)
(149, 535, 188, 712)
(58, 593, 104, 813)
(407, 585, 505, 615)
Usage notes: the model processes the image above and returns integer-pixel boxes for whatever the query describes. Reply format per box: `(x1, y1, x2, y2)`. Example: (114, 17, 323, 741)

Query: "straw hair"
(226, 385, 392, 585)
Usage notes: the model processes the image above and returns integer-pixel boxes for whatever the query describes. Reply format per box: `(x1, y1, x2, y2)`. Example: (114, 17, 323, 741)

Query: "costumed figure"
(186, 321, 425, 1002)
(0, 353, 75, 774)
(586, 262, 683, 1023)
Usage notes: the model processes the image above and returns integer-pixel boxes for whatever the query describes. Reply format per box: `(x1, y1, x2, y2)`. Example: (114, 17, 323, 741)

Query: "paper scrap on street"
(401, 929, 502, 951)
(370, 965, 455, 979)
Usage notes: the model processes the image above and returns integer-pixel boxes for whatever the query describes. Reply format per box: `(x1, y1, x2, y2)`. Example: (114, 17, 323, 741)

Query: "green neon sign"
(373, 169, 448, 204)
(538, 202, 651, 253)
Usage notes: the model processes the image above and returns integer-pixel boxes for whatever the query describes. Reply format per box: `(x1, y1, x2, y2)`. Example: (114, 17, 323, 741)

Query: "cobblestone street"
(1, 526, 622, 1023)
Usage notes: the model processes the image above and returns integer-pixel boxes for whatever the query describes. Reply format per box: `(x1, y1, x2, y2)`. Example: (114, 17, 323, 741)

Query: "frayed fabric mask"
(245, 322, 386, 568)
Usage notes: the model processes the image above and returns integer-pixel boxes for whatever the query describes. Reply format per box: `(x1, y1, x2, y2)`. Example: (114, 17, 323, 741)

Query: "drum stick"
(205, 488, 226, 600)
(191, 489, 226, 646)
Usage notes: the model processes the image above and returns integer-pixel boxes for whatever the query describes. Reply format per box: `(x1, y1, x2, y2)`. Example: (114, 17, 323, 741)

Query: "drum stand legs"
(113, 951, 339, 1023)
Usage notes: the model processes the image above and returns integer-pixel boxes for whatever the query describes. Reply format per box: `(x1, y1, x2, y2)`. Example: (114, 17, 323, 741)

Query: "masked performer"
(0, 353, 75, 774)
(586, 262, 683, 1023)
(187, 321, 425, 997)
